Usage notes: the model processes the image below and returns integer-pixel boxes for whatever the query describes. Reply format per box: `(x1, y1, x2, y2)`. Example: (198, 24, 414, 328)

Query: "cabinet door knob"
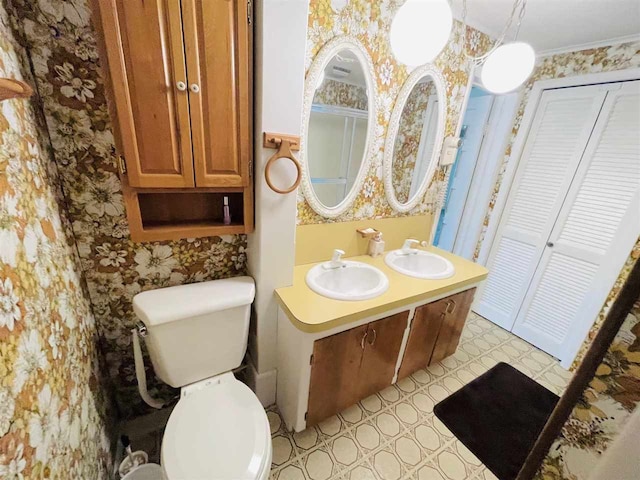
(190, 83, 201, 93)
(546, 241, 554, 248)
(367, 329, 377, 346)
(176, 81, 187, 91)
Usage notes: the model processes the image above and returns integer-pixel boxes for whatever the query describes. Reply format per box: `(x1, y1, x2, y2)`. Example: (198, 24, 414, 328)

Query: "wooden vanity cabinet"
(94, 0, 253, 240)
(398, 289, 476, 380)
(307, 312, 408, 427)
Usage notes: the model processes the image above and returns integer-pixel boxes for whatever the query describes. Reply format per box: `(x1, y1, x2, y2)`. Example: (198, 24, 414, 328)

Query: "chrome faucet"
(324, 249, 346, 269)
(400, 239, 428, 255)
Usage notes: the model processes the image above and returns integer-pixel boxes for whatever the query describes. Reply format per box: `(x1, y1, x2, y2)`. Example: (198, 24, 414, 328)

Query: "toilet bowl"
(132, 277, 271, 480)
(161, 373, 271, 480)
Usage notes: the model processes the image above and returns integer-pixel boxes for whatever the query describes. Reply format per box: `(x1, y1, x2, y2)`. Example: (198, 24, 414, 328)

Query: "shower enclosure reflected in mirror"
(301, 37, 376, 218)
(384, 66, 446, 212)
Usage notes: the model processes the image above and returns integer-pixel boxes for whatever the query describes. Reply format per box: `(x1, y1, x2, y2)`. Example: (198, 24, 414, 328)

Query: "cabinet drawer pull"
(360, 330, 368, 349)
(190, 83, 200, 93)
(367, 329, 377, 346)
(176, 81, 187, 91)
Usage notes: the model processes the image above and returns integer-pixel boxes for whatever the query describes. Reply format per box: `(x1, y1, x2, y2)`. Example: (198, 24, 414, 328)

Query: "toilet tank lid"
(133, 276, 255, 327)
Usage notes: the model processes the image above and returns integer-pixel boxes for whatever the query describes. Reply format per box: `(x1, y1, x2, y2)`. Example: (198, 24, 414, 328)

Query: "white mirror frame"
(383, 65, 447, 213)
(300, 36, 377, 218)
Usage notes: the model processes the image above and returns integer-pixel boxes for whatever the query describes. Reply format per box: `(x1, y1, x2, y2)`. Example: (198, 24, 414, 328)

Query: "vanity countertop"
(275, 246, 488, 333)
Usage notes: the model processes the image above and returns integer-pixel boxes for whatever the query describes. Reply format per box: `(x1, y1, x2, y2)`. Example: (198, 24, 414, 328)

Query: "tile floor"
(268, 312, 573, 480)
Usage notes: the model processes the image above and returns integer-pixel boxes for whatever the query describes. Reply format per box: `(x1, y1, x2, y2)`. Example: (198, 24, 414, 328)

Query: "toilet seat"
(161, 377, 271, 480)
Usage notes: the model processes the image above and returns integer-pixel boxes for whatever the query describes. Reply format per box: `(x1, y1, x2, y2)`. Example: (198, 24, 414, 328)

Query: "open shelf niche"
(123, 183, 253, 242)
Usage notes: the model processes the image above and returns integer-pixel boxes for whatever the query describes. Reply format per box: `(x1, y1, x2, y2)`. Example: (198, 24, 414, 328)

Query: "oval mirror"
(301, 37, 377, 218)
(384, 66, 446, 212)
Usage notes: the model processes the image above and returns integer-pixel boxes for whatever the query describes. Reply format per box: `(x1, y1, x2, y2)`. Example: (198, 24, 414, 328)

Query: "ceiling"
(324, 49, 367, 87)
(451, 0, 640, 55)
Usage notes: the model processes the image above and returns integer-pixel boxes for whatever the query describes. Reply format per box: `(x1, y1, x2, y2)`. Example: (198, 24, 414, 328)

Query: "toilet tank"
(133, 276, 255, 388)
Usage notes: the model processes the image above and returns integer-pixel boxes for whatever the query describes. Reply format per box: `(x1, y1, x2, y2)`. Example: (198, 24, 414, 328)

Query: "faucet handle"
(402, 239, 419, 253)
(331, 249, 345, 263)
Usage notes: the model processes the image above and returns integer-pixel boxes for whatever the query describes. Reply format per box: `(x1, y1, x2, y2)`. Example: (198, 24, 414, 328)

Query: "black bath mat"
(433, 362, 559, 480)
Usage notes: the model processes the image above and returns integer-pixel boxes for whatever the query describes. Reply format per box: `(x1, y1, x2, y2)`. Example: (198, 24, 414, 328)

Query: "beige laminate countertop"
(275, 246, 489, 333)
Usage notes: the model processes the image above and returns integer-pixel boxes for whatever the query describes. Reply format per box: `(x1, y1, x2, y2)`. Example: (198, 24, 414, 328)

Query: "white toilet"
(132, 276, 272, 480)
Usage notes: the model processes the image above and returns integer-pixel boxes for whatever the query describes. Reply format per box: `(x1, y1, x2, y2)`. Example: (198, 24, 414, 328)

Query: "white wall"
(246, 0, 309, 406)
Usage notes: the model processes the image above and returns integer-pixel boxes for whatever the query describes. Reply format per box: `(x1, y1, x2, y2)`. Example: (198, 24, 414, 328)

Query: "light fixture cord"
(460, 0, 528, 62)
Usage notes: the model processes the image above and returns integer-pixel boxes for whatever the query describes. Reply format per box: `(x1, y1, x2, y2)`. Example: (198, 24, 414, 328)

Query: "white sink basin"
(306, 261, 389, 301)
(385, 249, 455, 280)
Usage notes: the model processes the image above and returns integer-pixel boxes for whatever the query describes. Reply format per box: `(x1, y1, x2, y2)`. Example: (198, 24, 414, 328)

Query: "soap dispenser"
(368, 232, 385, 257)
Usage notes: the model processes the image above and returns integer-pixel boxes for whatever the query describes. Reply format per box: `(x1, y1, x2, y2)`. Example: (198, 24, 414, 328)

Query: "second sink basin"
(306, 261, 389, 301)
(385, 249, 455, 280)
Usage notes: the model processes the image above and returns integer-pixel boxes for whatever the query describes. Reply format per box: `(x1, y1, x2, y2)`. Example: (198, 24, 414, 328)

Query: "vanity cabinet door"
(398, 288, 476, 379)
(430, 288, 476, 364)
(397, 301, 447, 380)
(359, 312, 409, 399)
(307, 324, 368, 427)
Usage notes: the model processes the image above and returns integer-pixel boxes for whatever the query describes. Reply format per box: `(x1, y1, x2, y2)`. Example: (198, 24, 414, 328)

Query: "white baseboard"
(245, 360, 277, 407)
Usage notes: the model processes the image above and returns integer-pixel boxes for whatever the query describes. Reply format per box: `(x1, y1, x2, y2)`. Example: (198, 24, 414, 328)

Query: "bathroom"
(0, 0, 639, 479)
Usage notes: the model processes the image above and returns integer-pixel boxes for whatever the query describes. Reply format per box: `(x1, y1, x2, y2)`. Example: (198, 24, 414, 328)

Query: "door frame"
(453, 90, 519, 259)
(477, 67, 640, 266)
(430, 66, 477, 243)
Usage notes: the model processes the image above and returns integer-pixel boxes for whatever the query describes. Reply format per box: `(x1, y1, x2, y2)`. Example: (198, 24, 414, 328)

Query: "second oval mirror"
(384, 66, 446, 212)
(301, 37, 376, 218)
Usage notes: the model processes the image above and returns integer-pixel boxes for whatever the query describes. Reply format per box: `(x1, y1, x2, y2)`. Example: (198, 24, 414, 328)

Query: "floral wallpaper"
(10, 0, 248, 418)
(314, 78, 368, 111)
(471, 41, 640, 369)
(537, 294, 640, 479)
(391, 79, 435, 203)
(0, 4, 112, 478)
(298, 0, 492, 224)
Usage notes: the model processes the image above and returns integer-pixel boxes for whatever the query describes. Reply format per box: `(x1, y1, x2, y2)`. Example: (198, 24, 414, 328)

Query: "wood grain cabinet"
(398, 288, 476, 380)
(307, 312, 408, 427)
(94, 0, 253, 240)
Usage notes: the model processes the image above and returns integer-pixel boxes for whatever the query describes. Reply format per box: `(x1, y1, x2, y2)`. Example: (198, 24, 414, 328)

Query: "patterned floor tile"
(342, 459, 379, 480)
(328, 431, 363, 470)
(415, 462, 447, 480)
(354, 420, 383, 453)
(303, 444, 341, 480)
(371, 446, 407, 480)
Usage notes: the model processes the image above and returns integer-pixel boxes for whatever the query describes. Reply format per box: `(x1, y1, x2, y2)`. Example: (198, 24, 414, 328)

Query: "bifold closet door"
(475, 85, 608, 330)
(512, 80, 640, 364)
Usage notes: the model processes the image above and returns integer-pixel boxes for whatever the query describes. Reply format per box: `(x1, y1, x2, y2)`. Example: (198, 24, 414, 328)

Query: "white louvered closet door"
(512, 80, 640, 365)
(475, 85, 608, 330)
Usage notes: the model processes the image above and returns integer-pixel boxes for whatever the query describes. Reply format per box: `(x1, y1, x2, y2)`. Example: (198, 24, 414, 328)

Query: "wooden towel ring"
(264, 138, 302, 194)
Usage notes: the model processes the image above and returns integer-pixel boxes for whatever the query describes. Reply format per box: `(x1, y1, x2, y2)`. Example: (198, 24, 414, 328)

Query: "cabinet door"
(97, 0, 195, 188)
(307, 325, 368, 427)
(430, 289, 476, 364)
(397, 301, 447, 380)
(359, 312, 409, 399)
(181, 0, 251, 187)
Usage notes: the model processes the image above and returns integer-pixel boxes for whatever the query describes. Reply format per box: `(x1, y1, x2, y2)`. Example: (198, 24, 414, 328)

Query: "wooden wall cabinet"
(398, 289, 476, 380)
(94, 0, 253, 241)
(307, 312, 408, 427)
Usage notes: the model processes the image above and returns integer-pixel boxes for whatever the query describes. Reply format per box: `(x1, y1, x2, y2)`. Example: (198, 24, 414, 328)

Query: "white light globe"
(390, 0, 453, 66)
(481, 42, 535, 94)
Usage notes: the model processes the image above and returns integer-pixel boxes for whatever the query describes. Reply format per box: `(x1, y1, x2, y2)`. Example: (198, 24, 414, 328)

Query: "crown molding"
(536, 34, 640, 57)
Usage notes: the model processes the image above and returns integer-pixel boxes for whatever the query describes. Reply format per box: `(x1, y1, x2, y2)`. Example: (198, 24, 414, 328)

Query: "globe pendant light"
(390, 0, 453, 66)
(481, 41, 535, 93)
(461, 0, 535, 94)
